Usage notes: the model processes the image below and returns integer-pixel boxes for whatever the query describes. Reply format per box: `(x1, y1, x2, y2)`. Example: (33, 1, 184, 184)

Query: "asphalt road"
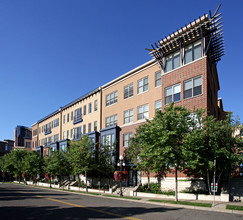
(0, 183, 242, 220)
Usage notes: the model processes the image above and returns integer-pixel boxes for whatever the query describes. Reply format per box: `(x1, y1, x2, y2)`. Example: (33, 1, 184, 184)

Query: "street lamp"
(117, 155, 125, 196)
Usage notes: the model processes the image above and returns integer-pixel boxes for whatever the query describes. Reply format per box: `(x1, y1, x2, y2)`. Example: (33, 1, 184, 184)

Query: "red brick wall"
(162, 57, 208, 112)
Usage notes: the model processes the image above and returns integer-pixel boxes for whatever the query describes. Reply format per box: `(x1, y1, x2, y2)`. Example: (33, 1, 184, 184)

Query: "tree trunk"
(147, 170, 150, 190)
(78, 175, 80, 189)
(175, 167, 178, 201)
(50, 175, 52, 188)
(85, 170, 88, 192)
(207, 169, 211, 195)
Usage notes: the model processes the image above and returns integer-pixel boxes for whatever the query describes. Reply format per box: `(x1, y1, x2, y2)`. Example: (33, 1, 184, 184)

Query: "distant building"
(0, 139, 14, 156)
(14, 125, 32, 151)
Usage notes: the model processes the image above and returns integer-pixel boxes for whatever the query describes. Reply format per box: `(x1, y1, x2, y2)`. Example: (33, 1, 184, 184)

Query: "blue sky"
(0, 0, 242, 141)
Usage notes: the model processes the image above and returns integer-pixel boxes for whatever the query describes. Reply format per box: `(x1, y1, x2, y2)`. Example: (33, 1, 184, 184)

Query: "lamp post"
(117, 155, 125, 196)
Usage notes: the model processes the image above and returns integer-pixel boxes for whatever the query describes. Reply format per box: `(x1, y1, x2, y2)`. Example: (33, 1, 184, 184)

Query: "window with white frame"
(165, 84, 181, 105)
(71, 111, 73, 121)
(123, 132, 133, 147)
(83, 124, 86, 134)
(184, 76, 202, 99)
(63, 131, 66, 139)
(105, 114, 117, 127)
(94, 100, 98, 111)
(124, 83, 133, 99)
(74, 126, 82, 139)
(184, 40, 202, 64)
(63, 115, 66, 124)
(137, 104, 149, 120)
(67, 113, 69, 122)
(67, 130, 69, 139)
(71, 129, 73, 139)
(165, 50, 180, 72)
(155, 100, 162, 112)
(124, 109, 133, 124)
(155, 71, 162, 87)
(88, 123, 91, 133)
(137, 76, 148, 94)
(106, 91, 118, 106)
(188, 113, 202, 130)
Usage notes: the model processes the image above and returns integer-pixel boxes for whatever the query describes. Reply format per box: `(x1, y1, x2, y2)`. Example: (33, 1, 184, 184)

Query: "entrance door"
(129, 170, 133, 186)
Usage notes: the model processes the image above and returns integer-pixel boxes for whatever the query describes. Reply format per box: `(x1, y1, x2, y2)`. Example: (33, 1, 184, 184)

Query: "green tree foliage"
(66, 136, 93, 190)
(22, 151, 44, 183)
(184, 114, 241, 193)
(44, 151, 71, 187)
(98, 142, 116, 187)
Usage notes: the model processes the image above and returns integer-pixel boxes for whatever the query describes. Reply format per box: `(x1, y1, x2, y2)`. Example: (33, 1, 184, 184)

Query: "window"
(67, 113, 69, 122)
(137, 104, 149, 120)
(63, 131, 66, 139)
(63, 115, 66, 124)
(106, 91, 118, 106)
(155, 71, 162, 87)
(88, 123, 91, 133)
(123, 133, 133, 147)
(155, 100, 162, 112)
(60, 142, 67, 152)
(89, 102, 92, 114)
(188, 113, 202, 130)
(94, 121, 97, 131)
(165, 84, 181, 105)
(74, 108, 82, 123)
(124, 83, 133, 99)
(83, 105, 86, 115)
(184, 40, 202, 64)
(74, 127, 82, 139)
(137, 76, 148, 94)
(26, 142, 31, 149)
(54, 118, 59, 128)
(67, 130, 69, 139)
(184, 76, 202, 99)
(83, 124, 86, 134)
(94, 100, 98, 111)
(71, 111, 73, 121)
(54, 134, 59, 142)
(71, 129, 73, 139)
(105, 114, 117, 127)
(165, 50, 180, 72)
(124, 109, 133, 124)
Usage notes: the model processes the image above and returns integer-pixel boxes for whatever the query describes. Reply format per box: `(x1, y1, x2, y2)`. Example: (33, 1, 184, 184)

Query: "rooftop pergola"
(147, 5, 224, 70)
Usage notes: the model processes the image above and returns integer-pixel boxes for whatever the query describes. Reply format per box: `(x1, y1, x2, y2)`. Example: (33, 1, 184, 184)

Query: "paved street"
(0, 183, 242, 220)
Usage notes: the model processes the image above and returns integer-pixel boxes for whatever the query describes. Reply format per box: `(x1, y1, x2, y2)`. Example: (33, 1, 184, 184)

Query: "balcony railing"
(73, 114, 82, 125)
(45, 128, 52, 135)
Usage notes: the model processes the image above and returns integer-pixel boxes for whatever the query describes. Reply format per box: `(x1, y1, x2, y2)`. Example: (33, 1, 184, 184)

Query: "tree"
(44, 151, 71, 188)
(126, 104, 193, 201)
(184, 113, 241, 193)
(5, 150, 27, 182)
(66, 136, 93, 191)
(22, 151, 44, 184)
(98, 142, 116, 188)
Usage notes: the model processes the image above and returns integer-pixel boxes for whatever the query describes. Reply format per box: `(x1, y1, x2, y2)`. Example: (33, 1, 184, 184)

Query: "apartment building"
(0, 139, 14, 156)
(34, 88, 101, 156)
(31, 7, 225, 185)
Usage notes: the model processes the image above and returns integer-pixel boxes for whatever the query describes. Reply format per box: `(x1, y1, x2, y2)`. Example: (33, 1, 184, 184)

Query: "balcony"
(45, 128, 52, 135)
(73, 114, 83, 125)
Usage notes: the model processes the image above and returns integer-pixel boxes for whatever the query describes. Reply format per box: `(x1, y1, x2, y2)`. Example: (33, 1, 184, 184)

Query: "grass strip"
(103, 195, 141, 200)
(148, 199, 212, 207)
(226, 205, 243, 211)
